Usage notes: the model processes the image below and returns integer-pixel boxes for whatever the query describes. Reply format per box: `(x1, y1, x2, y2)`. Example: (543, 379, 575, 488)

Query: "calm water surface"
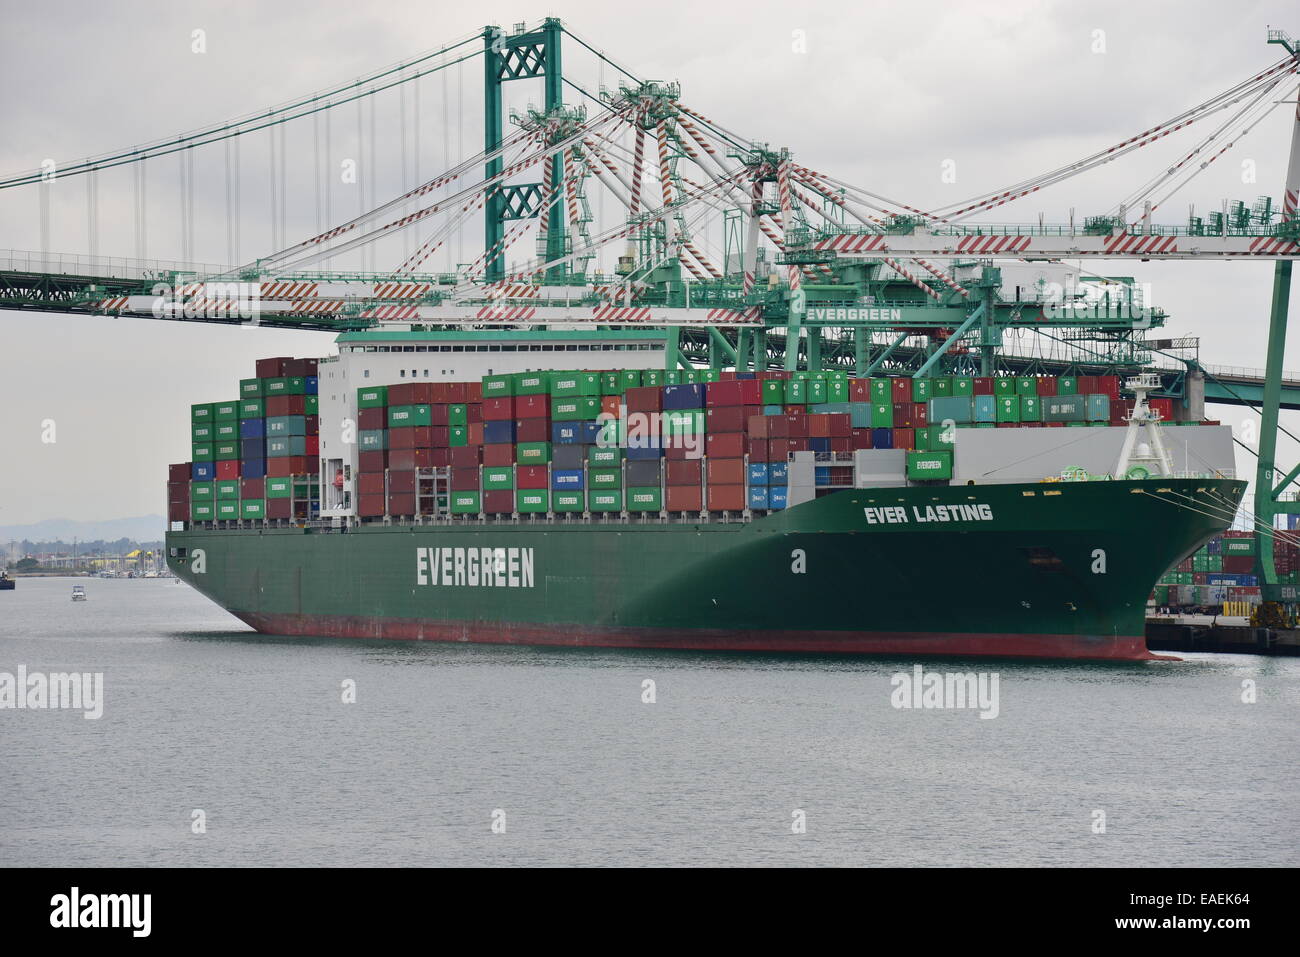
(2, 576, 1295, 866)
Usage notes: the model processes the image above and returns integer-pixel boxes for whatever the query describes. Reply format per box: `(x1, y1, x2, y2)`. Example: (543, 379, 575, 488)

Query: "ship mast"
(1114, 372, 1176, 479)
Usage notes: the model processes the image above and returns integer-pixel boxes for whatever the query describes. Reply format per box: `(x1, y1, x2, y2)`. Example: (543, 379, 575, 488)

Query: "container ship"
(164, 327, 1247, 660)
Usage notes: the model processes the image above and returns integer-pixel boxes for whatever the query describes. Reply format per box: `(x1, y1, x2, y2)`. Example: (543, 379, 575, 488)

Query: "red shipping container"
(1077, 375, 1096, 394)
(468, 422, 484, 446)
(890, 378, 911, 402)
(911, 403, 929, 427)
(706, 433, 746, 458)
(268, 456, 310, 477)
(784, 413, 809, 438)
(626, 386, 661, 412)
(1095, 375, 1120, 398)
(666, 460, 702, 485)
(266, 498, 291, 520)
(828, 413, 851, 437)
(601, 396, 620, 417)
(451, 467, 479, 491)
(240, 477, 265, 498)
(167, 481, 190, 503)
(387, 383, 412, 406)
(256, 356, 292, 378)
(851, 428, 873, 450)
(482, 444, 514, 466)
(483, 489, 514, 514)
(358, 407, 386, 431)
(305, 436, 319, 457)
(282, 358, 306, 377)
(359, 450, 388, 472)
(387, 492, 416, 516)
(482, 397, 515, 421)
(1149, 398, 1174, 421)
(445, 382, 468, 404)
(515, 465, 548, 489)
(666, 486, 703, 511)
(809, 415, 831, 438)
(748, 415, 783, 438)
(1036, 377, 1058, 396)
(515, 418, 550, 443)
(389, 427, 424, 450)
(168, 502, 190, 522)
(973, 377, 994, 395)
(305, 414, 319, 435)
(465, 382, 483, 403)
(849, 379, 871, 402)
(423, 404, 449, 426)
(389, 448, 432, 470)
(748, 437, 771, 462)
(515, 394, 551, 418)
(1222, 556, 1255, 574)
(705, 406, 747, 432)
(215, 460, 241, 479)
(829, 437, 853, 452)
(706, 458, 745, 485)
(707, 484, 746, 511)
(265, 395, 305, 416)
(168, 462, 191, 483)
(893, 403, 913, 429)
(1046, 421, 1066, 428)
(388, 470, 416, 493)
(450, 445, 481, 467)
(705, 379, 760, 406)
(894, 428, 915, 450)
(357, 494, 385, 517)
(358, 473, 385, 495)
(466, 403, 483, 424)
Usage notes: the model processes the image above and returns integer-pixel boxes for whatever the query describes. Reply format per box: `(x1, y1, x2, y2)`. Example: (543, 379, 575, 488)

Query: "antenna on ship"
(1113, 372, 1176, 480)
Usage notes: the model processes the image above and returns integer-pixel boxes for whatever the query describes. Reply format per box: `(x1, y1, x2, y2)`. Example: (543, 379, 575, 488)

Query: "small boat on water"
(0, 572, 14, 591)
(71, 585, 87, 601)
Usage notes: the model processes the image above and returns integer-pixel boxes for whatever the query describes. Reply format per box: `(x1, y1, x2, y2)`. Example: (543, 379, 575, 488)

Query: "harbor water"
(2, 576, 1296, 867)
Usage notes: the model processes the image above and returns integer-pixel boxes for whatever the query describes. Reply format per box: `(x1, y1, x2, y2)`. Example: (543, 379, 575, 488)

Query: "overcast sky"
(1, 0, 1298, 525)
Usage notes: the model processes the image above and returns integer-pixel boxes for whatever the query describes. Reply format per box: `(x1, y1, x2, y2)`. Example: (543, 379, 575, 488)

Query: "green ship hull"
(166, 477, 1245, 660)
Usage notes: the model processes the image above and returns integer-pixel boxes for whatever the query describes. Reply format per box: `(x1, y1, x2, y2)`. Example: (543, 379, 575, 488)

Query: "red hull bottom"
(235, 612, 1170, 661)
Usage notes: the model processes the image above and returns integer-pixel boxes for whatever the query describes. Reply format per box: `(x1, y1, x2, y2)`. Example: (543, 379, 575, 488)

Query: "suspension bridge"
(1, 18, 1299, 595)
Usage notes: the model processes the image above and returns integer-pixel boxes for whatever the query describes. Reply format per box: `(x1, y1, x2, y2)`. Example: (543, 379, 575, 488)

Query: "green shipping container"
(190, 502, 215, 522)
(482, 467, 514, 491)
(192, 423, 214, 442)
(761, 380, 785, 404)
(357, 386, 388, 408)
(388, 404, 432, 428)
(265, 377, 305, 396)
(240, 499, 266, 519)
(641, 370, 665, 388)
(807, 380, 828, 404)
(906, 450, 954, 480)
(1016, 377, 1038, 397)
(239, 378, 264, 398)
(357, 431, 387, 452)
(626, 487, 663, 512)
(588, 490, 623, 512)
(826, 380, 850, 403)
(513, 372, 550, 395)
(911, 378, 932, 402)
(304, 395, 319, 416)
(664, 371, 682, 385)
(481, 375, 513, 398)
(215, 502, 240, 520)
(190, 481, 215, 501)
(588, 446, 622, 466)
(1042, 394, 1087, 422)
(785, 380, 808, 404)
(1056, 377, 1078, 395)
(449, 426, 469, 448)
(551, 372, 600, 397)
(929, 396, 973, 425)
(191, 403, 214, 423)
(870, 379, 891, 402)
(599, 371, 622, 395)
(516, 490, 549, 513)
(931, 378, 953, 398)
(553, 397, 602, 421)
(515, 441, 551, 464)
(993, 378, 1017, 397)
(870, 403, 894, 428)
(191, 443, 214, 462)
(553, 490, 584, 512)
(214, 423, 239, 441)
(265, 477, 293, 498)
(995, 397, 1020, 423)
(1223, 539, 1257, 556)
(952, 377, 974, 397)
(619, 370, 641, 391)
(239, 398, 265, 419)
(450, 491, 482, 514)
(214, 441, 240, 460)
(448, 404, 468, 427)
(589, 468, 622, 489)
(1019, 396, 1042, 422)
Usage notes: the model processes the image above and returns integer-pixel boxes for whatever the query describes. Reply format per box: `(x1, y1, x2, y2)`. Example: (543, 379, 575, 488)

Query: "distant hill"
(0, 516, 166, 544)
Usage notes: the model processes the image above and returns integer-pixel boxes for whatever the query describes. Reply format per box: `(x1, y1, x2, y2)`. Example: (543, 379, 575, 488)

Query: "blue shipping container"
(239, 438, 264, 459)
(763, 404, 784, 415)
(239, 417, 266, 438)
(305, 376, 318, 395)
(768, 487, 788, 509)
(483, 420, 516, 444)
(1086, 394, 1110, 421)
(626, 444, 664, 460)
(551, 423, 583, 444)
(871, 428, 894, 449)
(973, 395, 997, 423)
(551, 469, 585, 490)
(662, 383, 705, 409)
(768, 462, 789, 485)
(747, 463, 769, 486)
(191, 462, 215, 481)
(809, 437, 831, 453)
(241, 458, 267, 479)
(748, 486, 769, 509)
